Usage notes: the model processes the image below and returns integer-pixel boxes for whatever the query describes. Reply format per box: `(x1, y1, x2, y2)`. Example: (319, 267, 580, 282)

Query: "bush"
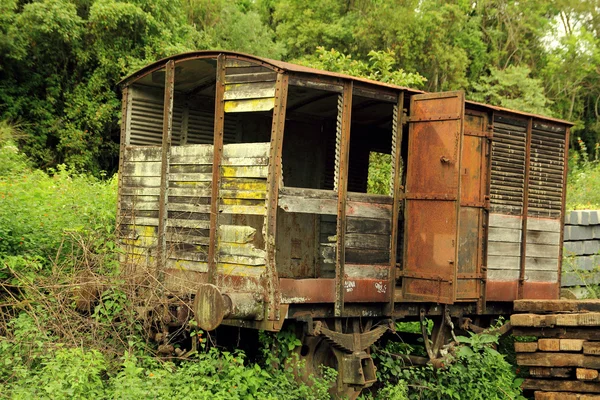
(370, 331, 525, 400)
(0, 140, 117, 282)
(566, 139, 600, 210)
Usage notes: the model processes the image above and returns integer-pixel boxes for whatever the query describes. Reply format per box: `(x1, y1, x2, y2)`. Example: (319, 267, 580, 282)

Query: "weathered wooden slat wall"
(119, 142, 270, 294)
(223, 60, 277, 113)
(487, 213, 522, 281)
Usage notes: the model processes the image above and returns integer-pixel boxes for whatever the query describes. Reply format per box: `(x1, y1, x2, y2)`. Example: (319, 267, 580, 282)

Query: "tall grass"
(566, 139, 600, 210)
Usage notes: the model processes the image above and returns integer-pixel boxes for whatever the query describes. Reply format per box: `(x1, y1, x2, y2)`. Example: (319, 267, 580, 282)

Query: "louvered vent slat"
(490, 115, 527, 215)
(528, 122, 566, 218)
(129, 97, 183, 146)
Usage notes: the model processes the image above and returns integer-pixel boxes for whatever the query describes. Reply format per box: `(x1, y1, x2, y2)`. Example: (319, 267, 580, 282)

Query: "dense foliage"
(1, 0, 599, 173)
(2, 0, 600, 398)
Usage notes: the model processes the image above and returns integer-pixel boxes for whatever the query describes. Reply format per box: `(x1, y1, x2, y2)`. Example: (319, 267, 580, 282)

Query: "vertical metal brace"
(478, 114, 493, 314)
(386, 91, 404, 316)
(518, 118, 533, 299)
(557, 126, 571, 294)
(116, 87, 129, 235)
(265, 73, 289, 320)
(334, 81, 353, 317)
(157, 60, 175, 284)
(207, 54, 226, 285)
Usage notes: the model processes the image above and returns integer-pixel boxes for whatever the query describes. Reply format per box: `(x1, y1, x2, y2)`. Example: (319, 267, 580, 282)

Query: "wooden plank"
(513, 327, 600, 341)
(522, 379, 600, 393)
(345, 264, 389, 279)
(584, 342, 600, 355)
(539, 338, 560, 351)
(526, 244, 560, 259)
(165, 259, 207, 272)
(562, 339, 585, 352)
(347, 217, 391, 235)
(218, 254, 264, 266)
(487, 269, 520, 281)
(511, 313, 557, 327)
(218, 225, 256, 244)
(219, 243, 266, 258)
(224, 98, 275, 113)
(517, 353, 600, 369)
(529, 367, 572, 378)
(122, 161, 162, 177)
(223, 86, 276, 101)
(345, 233, 390, 250)
(169, 173, 215, 182)
(167, 219, 211, 229)
(219, 204, 266, 216)
(279, 195, 337, 215)
(488, 255, 521, 270)
(556, 313, 600, 327)
(219, 189, 267, 200)
(489, 213, 522, 228)
(527, 217, 561, 232)
(122, 176, 161, 188)
(221, 165, 268, 179)
(221, 178, 268, 191)
(225, 72, 277, 84)
(488, 241, 521, 256)
(525, 257, 559, 271)
(278, 193, 392, 219)
(346, 200, 393, 220)
(488, 227, 522, 242)
(166, 233, 210, 245)
(535, 392, 598, 400)
(121, 199, 160, 211)
(124, 146, 162, 162)
(524, 270, 558, 283)
(515, 342, 538, 352)
(527, 229, 561, 245)
(515, 300, 600, 313)
(122, 187, 210, 197)
(577, 368, 600, 380)
(222, 143, 269, 158)
(345, 248, 390, 264)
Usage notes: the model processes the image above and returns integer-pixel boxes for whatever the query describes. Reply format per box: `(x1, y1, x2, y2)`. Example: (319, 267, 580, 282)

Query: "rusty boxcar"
(117, 50, 573, 395)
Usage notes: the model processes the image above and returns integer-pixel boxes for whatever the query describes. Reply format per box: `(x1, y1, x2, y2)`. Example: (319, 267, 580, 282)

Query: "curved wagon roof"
(120, 50, 573, 126)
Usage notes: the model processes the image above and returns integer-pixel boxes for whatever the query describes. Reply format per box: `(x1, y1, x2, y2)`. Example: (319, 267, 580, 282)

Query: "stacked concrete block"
(563, 211, 600, 288)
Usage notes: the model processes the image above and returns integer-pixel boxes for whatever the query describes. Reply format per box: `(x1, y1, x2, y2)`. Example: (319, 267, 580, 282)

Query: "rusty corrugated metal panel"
(402, 91, 464, 303)
(456, 111, 489, 302)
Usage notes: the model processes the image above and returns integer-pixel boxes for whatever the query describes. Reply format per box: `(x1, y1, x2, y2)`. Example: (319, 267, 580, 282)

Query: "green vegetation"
(1, 0, 600, 174)
(2, 0, 600, 398)
(567, 139, 600, 210)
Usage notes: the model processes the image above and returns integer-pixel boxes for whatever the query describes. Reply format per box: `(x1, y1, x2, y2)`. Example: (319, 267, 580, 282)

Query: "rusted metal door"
(456, 111, 490, 304)
(402, 91, 465, 303)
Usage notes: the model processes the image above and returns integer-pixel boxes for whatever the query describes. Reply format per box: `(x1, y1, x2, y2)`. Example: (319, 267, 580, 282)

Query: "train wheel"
(294, 336, 362, 400)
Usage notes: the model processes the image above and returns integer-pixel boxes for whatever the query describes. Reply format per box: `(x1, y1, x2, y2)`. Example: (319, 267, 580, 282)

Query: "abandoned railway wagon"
(117, 50, 573, 394)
